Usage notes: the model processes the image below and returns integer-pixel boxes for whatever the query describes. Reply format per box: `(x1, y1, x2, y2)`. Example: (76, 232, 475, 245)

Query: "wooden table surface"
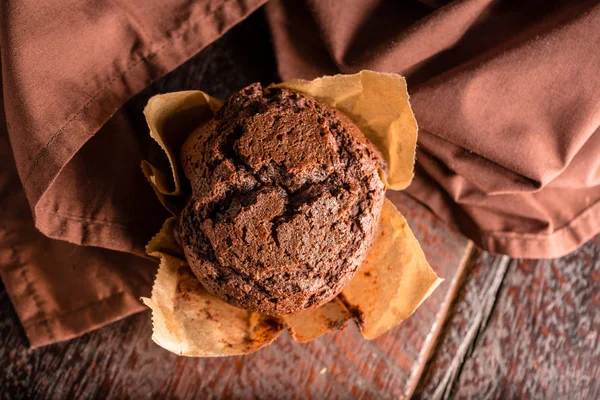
(2, 11, 599, 400)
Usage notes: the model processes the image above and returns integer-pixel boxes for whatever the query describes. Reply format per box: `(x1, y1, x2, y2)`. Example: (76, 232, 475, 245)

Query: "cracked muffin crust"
(179, 83, 386, 315)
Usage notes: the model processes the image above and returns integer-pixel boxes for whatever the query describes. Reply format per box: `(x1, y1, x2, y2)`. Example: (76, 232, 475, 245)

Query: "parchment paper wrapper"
(141, 71, 442, 357)
(141, 91, 221, 214)
(142, 218, 287, 356)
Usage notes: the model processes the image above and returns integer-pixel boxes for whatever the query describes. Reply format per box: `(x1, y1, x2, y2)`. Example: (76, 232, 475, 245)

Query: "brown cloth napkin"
(265, 0, 600, 258)
(1, 0, 599, 347)
(0, 0, 267, 347)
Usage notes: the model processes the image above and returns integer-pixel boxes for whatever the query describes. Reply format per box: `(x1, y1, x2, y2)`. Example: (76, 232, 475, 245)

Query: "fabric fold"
(2, 0, 266, 247)
(0, 0, 266, 347)
(265, 0, 600, 258)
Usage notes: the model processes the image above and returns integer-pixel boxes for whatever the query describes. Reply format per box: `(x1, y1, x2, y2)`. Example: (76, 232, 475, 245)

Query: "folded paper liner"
(141, 71, 442, 356)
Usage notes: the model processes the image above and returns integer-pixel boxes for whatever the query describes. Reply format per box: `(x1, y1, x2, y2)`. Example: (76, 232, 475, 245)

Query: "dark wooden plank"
(0, 10, 472, 399)
(416, 237, 600, 399)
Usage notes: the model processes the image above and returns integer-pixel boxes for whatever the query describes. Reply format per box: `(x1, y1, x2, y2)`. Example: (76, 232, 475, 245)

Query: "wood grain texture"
(0, 11, 472, 399)
(416, 238, 600, 399)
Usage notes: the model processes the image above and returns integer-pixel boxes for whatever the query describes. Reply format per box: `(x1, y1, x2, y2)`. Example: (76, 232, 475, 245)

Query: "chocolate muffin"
(179, 83, 386, 315)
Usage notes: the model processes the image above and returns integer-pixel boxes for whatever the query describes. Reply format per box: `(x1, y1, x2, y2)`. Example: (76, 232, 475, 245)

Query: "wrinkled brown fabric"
(1, 0, 599, 347)
(0, 108, 160, 348)
(0, 0, 266, 347)
(265, 0, 600, 258)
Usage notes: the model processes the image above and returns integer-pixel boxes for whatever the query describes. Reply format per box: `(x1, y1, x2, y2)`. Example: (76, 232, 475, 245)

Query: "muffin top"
(179, 83, 386, 315)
